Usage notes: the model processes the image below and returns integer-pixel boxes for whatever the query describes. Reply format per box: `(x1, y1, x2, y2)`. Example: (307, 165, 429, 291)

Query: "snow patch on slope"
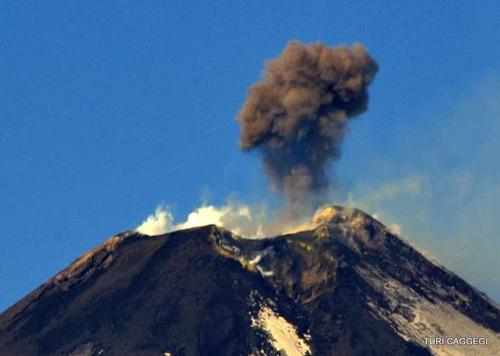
(358, 266, 500, 356)
(251, 305, 311, 356)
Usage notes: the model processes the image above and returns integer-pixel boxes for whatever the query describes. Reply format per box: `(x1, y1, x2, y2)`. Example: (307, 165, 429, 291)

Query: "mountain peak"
(1, 206, 499, 355)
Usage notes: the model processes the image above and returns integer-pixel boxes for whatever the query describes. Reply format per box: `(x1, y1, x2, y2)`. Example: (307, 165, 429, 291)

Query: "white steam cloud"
(135, 176, 421, 238)
(136, 203, 267, 237)
(136, 202, 337, 238)
(136, 205, 174, 236)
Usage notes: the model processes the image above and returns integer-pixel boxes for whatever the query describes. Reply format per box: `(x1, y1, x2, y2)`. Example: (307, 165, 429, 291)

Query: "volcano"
(1, 206, 499, 355)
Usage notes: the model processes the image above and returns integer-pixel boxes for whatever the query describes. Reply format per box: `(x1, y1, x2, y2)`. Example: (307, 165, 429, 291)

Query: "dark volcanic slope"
(0, 227, 281, 356)
(1, 206, 499, 356)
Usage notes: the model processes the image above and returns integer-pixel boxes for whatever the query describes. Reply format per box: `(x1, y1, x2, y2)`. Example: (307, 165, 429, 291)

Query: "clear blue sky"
(1, 1, 499, 310)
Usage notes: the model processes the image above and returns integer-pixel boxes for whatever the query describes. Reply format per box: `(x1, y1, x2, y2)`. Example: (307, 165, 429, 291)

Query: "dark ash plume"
(238, 41, 378, 214)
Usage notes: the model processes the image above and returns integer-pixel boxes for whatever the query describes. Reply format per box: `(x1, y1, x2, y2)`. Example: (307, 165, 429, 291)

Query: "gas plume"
(137, 204, 268, 237)
(238, 41, 378, 215)
(137, 203, 346, 238)
(138, 41, 380, 238)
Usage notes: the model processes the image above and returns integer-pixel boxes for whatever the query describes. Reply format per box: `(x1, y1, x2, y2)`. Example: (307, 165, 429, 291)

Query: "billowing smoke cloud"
(238, 41, 378, 215)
